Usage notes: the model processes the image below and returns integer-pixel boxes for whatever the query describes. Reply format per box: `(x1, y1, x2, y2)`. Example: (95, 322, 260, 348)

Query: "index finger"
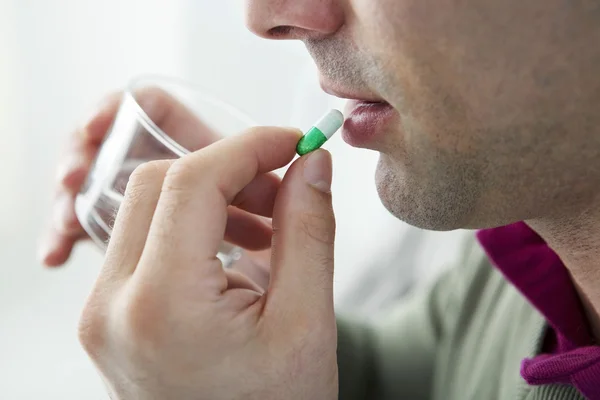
(137, 127, 301, 277)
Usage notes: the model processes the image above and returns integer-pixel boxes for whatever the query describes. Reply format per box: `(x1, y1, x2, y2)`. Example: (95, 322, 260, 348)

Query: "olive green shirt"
(337, 235, 585, 400)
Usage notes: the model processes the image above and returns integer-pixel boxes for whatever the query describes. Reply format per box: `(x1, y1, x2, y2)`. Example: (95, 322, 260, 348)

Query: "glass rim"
(123, 74, 258, 156)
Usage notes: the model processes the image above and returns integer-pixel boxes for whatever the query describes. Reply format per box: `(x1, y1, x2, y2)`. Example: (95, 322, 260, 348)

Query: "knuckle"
(126, 161, 171, 197)
(77, 281, 167, 360)
(128, 160, 171, 188)
(77, 292, 108, 357)
(163, 156, 204, 192)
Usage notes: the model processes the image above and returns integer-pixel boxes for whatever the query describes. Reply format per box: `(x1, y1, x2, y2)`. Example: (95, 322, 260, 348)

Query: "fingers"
(224, 207, 272, 250)
(224, 171, 281, 249)
(40, 88, 218, 267)
(43, 142, 99, 265)
(59, 92, 123, 192)
(137, 127, 301, 281)
(265, 150, 336, 322)
(103, 160, 173, 279)
(55, 143, 97, 192)
(96, 160, 277, 278)
(40, 93, 123, 267)
(51, 192, 82, 235)
(223, 268, 265, 293)
(81, 92, 124, 143)
(38, 228, 86, 267)
(231, 172, 281, 217)
(230, 248, 271, 291)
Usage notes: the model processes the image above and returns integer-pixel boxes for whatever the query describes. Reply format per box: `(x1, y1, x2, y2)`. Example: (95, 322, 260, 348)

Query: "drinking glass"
(75, 75, 256, 267)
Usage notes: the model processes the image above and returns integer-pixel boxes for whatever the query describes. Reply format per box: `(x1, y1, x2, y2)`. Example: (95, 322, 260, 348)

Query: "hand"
(39, 89, 276, 288)
(38, 91, 122, 267)
(78, 128, 338, 399)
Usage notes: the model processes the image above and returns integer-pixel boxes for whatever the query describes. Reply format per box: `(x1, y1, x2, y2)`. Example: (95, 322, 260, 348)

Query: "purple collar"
(477, 222, 600, 398)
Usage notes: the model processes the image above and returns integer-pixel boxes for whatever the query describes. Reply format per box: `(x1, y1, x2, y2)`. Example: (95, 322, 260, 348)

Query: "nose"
(245, 0, 344, 40)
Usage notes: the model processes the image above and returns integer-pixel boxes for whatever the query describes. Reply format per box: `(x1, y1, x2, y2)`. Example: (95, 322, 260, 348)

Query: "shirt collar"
(476, 222, 600, 398)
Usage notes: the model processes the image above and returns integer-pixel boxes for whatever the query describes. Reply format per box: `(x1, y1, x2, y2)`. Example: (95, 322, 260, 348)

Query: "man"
(39, 0, 600, 398)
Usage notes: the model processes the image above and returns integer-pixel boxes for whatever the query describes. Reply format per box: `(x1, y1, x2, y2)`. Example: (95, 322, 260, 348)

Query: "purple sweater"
(477, 222, 600, 399)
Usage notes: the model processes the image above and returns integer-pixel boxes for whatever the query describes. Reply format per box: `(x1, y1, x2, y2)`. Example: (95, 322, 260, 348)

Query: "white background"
(0, 1, 466, 398)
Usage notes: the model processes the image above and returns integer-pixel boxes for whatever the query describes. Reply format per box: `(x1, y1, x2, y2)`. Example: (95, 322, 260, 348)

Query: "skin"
(245, 0, 600, 335)
(39, 0, 600, 397)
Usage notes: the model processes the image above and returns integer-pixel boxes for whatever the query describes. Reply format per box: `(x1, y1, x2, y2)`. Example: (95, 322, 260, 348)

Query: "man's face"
(245, 0, 600, 230)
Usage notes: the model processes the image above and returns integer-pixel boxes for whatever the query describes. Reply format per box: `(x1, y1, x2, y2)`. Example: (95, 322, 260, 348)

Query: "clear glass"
(75, 75, 256, 267)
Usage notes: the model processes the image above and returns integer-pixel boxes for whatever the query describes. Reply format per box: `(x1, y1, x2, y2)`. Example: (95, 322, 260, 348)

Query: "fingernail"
(303, 149, 332, 193)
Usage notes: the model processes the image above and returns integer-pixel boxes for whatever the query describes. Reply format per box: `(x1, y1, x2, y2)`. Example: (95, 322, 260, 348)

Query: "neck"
(527, 200, 600, 342)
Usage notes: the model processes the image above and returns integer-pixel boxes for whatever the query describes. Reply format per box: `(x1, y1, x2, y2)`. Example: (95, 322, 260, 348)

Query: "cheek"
(351, 0, 479, 153)
(352, 0, 458, 75)
(358, 0, 580, 126)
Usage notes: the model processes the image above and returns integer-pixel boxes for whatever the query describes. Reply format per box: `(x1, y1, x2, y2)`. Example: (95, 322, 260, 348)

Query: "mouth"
(320, 80, 397, 148)
(320, 79, 383, 103)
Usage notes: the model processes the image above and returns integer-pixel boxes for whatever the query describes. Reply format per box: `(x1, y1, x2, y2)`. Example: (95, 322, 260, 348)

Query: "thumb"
(267, 149, 336, 321)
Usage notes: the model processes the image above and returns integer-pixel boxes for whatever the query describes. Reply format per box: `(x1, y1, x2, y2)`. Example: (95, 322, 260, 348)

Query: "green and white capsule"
(296, 109, 344, 156)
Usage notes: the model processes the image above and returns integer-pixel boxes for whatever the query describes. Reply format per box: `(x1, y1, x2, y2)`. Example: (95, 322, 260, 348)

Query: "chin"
(374, 155, 476, 231)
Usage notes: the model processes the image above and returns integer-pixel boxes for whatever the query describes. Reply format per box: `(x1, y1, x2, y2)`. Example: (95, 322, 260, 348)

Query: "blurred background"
(0, 1, 468, 398)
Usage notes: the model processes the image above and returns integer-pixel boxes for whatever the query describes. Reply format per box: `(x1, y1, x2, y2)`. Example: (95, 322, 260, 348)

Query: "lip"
(342, 100, 396, 148)
(320, 80, 396, 148)
(320, 80, 383, 103)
